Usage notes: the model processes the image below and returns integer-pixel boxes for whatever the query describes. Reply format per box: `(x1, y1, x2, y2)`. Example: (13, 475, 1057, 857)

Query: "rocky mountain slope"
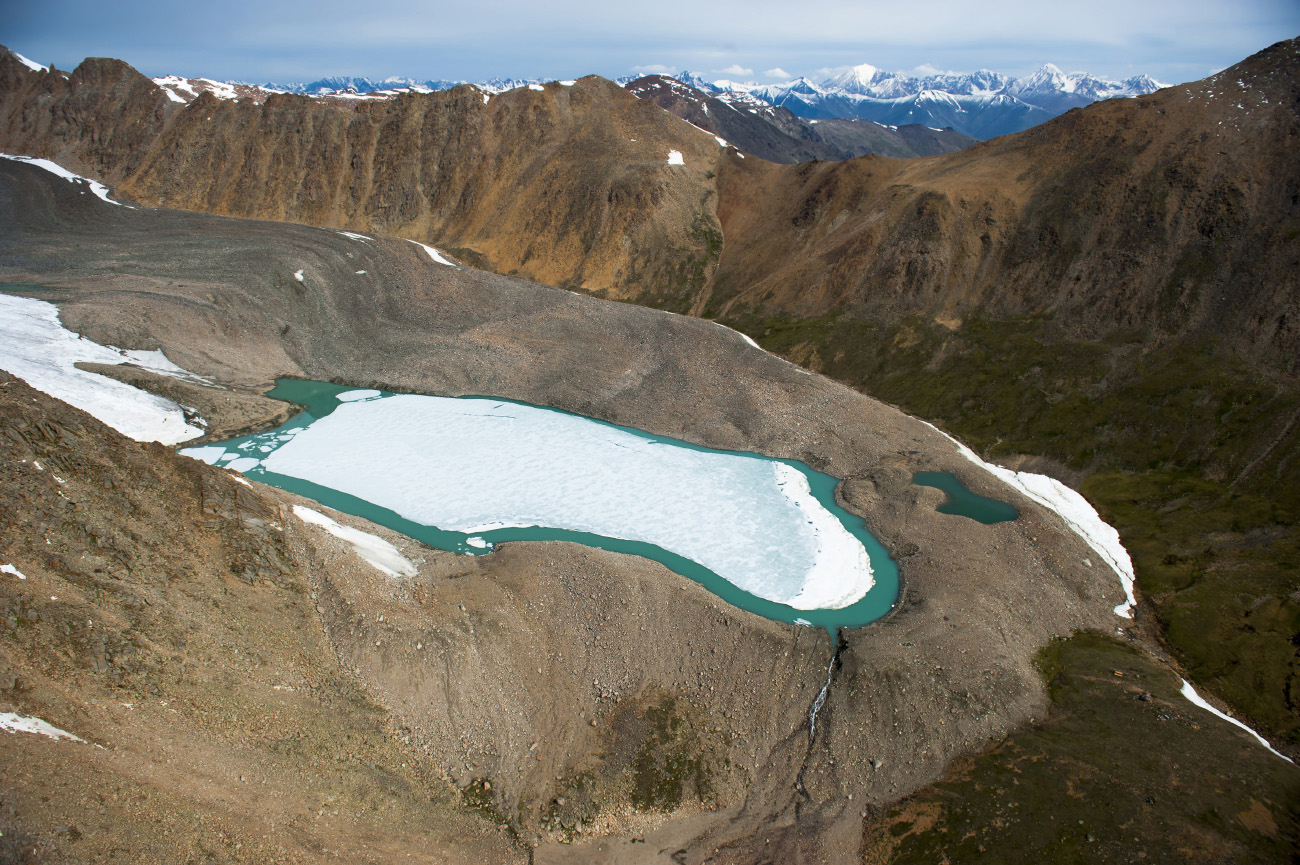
(625, 74, 976, 162)
(0, 157, 1184, 861)
(0, 49, 724, 303)
(702, 40, 1299, 370)
(699, 37, 1300, 749)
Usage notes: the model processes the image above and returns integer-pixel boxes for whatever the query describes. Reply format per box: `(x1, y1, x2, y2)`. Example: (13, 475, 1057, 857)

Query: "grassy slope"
(863, 631, 1300, 864)
(727, 310, 1300, 750)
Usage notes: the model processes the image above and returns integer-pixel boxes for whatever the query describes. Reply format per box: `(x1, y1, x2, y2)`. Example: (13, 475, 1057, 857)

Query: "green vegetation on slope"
(864, 631, 1300, 864)
(728, 311, 1300, 747)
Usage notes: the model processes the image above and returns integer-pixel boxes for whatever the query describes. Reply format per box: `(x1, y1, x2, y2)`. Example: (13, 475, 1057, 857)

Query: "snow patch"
(528, 84, 545, 91)
(0, 294, 205, 444)
(712, 320, 761, 350)
(407, 239, 457, 267)
(292, 505, 418, 577)
(923, 421, 1136, 617)
(1181, 679, 1293, 764)
(195, 78, 238, 100)
(153, 75, 197, 96)
(337, 231, 371, 242)
(0, 713, 85, 743)
(293, 269, 304, 282)
(11, 52, 47, 73)
(667, 150, 685, 165)
(2, 564, 27, 580)
(1, 153, 131, 207)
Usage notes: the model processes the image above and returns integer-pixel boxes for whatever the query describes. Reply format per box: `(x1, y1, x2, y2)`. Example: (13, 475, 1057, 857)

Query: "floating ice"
(1, 153, 131, 207)
(245, 394, 873, 609)
(0, 294, 205, 444)
(293, 505, 418, 577)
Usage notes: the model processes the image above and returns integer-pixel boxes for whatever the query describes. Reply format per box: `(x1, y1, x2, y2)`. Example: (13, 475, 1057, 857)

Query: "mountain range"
(624, 74, 978, 162)
(680, 62, 1167, 138)
(140, 60, 1165, 142)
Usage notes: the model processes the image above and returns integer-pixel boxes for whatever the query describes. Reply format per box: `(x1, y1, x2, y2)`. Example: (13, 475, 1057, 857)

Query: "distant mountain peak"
(824, 63, 888, 93)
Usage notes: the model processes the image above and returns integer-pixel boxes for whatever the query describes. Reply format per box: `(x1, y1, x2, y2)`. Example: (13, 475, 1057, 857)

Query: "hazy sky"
(5, 0, 1298, 85)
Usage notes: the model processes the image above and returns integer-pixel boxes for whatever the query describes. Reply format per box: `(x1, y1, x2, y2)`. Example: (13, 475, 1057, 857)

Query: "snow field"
(11, 52, 47, 72)
(292, 505, 418, 577)
(0, 713, 85, 743)
(1, 153, 131, 207)
(0, 295, 206, 444)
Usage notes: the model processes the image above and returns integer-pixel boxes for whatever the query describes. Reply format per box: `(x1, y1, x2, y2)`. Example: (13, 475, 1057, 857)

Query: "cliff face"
(0, 50, 724, 302)
(706, 38, 1300, 370)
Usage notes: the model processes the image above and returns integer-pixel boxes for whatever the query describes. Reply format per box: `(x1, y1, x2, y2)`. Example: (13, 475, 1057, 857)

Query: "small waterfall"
(808, 633, 840, 742)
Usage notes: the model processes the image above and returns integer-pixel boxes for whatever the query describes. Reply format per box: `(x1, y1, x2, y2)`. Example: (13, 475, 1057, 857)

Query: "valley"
(0, 33, 1298, 864)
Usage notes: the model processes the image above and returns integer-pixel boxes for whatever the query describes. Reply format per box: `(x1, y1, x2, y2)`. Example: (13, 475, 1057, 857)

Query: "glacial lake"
(912, 470, 1019, 524)
(183, 380, 899, 631)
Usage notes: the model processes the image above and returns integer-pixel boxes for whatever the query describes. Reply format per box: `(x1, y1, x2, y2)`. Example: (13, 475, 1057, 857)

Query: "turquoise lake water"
(185, 380, 901, 631)
(912, 470, 1018, 524)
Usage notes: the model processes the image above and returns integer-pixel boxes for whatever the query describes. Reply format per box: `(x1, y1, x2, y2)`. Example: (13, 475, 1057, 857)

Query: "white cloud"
(632, 63, 677, 75)
(911, 63, 959, 77)
(812, 66, 851, 80)
(715, 64, 753, 76)
(764, 67, 790, 78)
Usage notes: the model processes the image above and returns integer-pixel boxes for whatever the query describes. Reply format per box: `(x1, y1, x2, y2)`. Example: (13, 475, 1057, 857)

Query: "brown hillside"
(0, 50, 724, 300)
(707, 37, 1300, 369)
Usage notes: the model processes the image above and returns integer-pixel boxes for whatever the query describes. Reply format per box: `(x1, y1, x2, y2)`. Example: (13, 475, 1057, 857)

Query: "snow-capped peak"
(823, 63, 888, 94)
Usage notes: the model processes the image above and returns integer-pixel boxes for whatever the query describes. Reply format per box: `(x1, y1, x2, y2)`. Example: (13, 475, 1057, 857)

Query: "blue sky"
(5, 0, 1298, 85)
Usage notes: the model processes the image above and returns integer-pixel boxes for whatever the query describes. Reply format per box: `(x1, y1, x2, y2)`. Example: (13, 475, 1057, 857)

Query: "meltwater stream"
(183, 380, 899, 630)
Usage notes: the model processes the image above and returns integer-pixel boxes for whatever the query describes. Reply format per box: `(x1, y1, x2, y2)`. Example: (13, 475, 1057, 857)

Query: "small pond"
(912, 471, 1018, 524)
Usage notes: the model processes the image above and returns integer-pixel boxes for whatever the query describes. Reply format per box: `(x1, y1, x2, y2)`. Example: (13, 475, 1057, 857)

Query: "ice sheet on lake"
(923, 421, 1137, 618)
(253, 395, 872, 609)
(0, 294, 205, 444)
(292, 505, 418, 577)
(0, 712, 85, 743)
(1, 153, 131, 207)
(1181, 679, 1293, 764)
